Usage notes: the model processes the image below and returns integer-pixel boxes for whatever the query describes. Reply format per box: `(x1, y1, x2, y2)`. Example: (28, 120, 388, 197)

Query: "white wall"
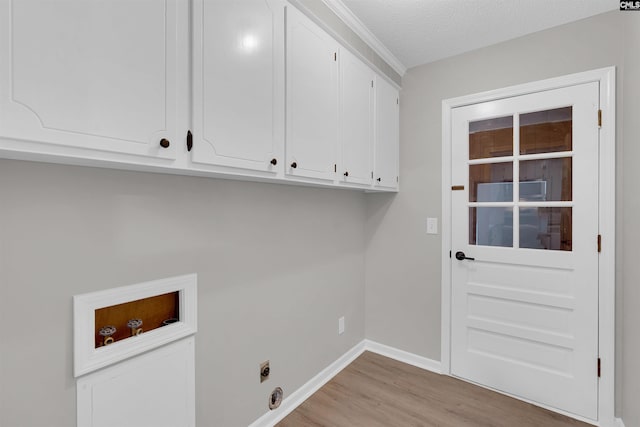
(0, 161, 366, 426)
(364, 10, 640, 423)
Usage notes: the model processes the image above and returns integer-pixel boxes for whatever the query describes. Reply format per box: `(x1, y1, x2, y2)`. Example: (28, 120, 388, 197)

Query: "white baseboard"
(247, 341, 367, 427)
(364, 339, 442, 374)
(247, 339, 441, 427)
(248, 338, 620, 427)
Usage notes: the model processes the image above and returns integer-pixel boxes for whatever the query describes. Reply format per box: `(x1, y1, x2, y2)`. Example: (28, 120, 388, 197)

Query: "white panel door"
(339, 48, 374, 186)
(450, 82, 600, 419)
(0, 0, 182, 159)
(374, 77, 399, 190)
(77, 337, 195, 427)
(285, 6, 338, 182)
(191, 0, 284, 173)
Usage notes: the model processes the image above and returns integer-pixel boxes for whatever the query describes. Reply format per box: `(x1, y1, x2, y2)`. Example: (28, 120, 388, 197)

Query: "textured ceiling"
(340, 0, 619, 69)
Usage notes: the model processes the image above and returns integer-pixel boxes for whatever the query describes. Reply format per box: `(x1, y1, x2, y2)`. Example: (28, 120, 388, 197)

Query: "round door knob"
(159, 138, 170, 148)
(376, 177, 382, 182)
(291, 162, 297, 169)
(270, 158, 277, 166)
(344, 171, 349, 177)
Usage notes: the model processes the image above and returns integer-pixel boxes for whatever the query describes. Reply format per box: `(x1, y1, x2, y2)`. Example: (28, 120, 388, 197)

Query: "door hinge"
(598, 109, 602, 127)
(186, 130, 193, 152)
(371, 171, 373, 179)
(598, 234, 602, 253)
(597, 357, 601, 377)
(334, 164, 337, 173)
(396, 176, 399, 182)
(449, 250, 452, 258)
(371, 80, 374, 88)
(334, 52, 337, 61)
(397, 98, 399, 105)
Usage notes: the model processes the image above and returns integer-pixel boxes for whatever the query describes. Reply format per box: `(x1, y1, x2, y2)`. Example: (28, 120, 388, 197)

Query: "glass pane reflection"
(520, 107, 572, 155)
(470, 163, 513, 202)
(520, 158, 572, 201)
(520, 207, 572, 251)
(470, 207, 513, 248)
(469, 116, 513, 160)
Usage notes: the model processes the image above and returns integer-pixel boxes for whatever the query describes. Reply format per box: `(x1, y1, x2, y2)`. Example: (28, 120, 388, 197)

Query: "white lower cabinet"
(338, 48, 374, 187)
(374, 77, 400, 190)
(191, 0, 285, 174)
(0, 0, 184, 161)
(0, 1, 399, 192)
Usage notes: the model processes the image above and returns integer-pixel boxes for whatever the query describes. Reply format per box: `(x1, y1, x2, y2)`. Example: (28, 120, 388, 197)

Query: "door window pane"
(470, 207, 513, 247)
(519, 158, 572, 201)
(470, 163, 513, 202)
(520, 207, 572, 251)
(520, 107, 572, 155)
(469, 116, 513, 160)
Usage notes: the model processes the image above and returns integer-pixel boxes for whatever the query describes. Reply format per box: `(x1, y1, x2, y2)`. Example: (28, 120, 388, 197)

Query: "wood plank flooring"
(277, 351, 591, 427)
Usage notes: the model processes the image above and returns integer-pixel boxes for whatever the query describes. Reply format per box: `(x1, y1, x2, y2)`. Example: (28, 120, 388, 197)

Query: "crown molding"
(320, 0, 407, 76)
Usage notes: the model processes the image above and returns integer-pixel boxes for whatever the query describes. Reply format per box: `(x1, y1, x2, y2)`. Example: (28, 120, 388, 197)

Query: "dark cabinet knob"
(344, 171, 349, 177)
(291, 162, 297, 169)
(270, 158, 277, 166)
(376, 177, 381, 182)
(159, 138, 170, 148)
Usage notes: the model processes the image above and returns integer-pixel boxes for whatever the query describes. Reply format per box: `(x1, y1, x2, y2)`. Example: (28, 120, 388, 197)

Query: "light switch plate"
(427, 217, 438, 234)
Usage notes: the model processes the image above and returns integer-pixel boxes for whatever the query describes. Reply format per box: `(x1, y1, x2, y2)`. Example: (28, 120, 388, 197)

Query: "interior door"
(450, 82, 600, 420)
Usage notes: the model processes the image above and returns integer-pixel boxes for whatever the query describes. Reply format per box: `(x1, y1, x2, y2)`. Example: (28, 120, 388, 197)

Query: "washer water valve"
(99, 325, 116, 346)
(127, 319, 143, 336)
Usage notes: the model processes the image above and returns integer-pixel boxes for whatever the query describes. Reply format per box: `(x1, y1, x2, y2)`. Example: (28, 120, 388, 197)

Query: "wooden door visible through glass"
(468, 108, 573, 251)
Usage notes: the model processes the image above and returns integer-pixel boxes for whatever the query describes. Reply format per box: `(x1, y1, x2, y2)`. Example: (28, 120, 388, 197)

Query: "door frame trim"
(440, 67, 616, 426)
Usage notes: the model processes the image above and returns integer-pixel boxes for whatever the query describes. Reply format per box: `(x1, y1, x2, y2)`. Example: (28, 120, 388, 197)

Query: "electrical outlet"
(338, 316, 345, 335)
(260, 361, 270, 383)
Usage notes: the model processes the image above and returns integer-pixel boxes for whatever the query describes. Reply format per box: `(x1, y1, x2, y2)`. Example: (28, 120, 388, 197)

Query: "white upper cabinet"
(338, 49, 374, 187)
(0, 0, 184, 160)
(191, 0, 284, 173)
(0, 1, 399, 192)
(285, 6, 338, 182)
(374, 77, 399, 190)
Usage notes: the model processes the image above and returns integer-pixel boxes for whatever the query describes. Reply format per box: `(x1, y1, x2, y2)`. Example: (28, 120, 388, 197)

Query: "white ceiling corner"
(332, 0, 619, 71)
(321, 0, 408, 76)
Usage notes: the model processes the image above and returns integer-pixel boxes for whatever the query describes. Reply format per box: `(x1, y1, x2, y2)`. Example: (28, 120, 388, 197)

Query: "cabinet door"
(374, 77, 399, 190)
(0, 0, 182, 160)
(339, 49, 374, 186)
(285, 6, 338, 182)
(191, 0, 284, 173)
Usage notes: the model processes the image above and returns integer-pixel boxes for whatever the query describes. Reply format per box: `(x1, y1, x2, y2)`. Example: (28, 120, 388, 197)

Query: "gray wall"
(365, 10, 640, 424)
(0, 161, 366, 427)
(620, 11, 640, 427)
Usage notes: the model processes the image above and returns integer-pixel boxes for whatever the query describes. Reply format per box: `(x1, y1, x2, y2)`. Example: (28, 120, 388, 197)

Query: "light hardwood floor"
(277, 351, 591, 427)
